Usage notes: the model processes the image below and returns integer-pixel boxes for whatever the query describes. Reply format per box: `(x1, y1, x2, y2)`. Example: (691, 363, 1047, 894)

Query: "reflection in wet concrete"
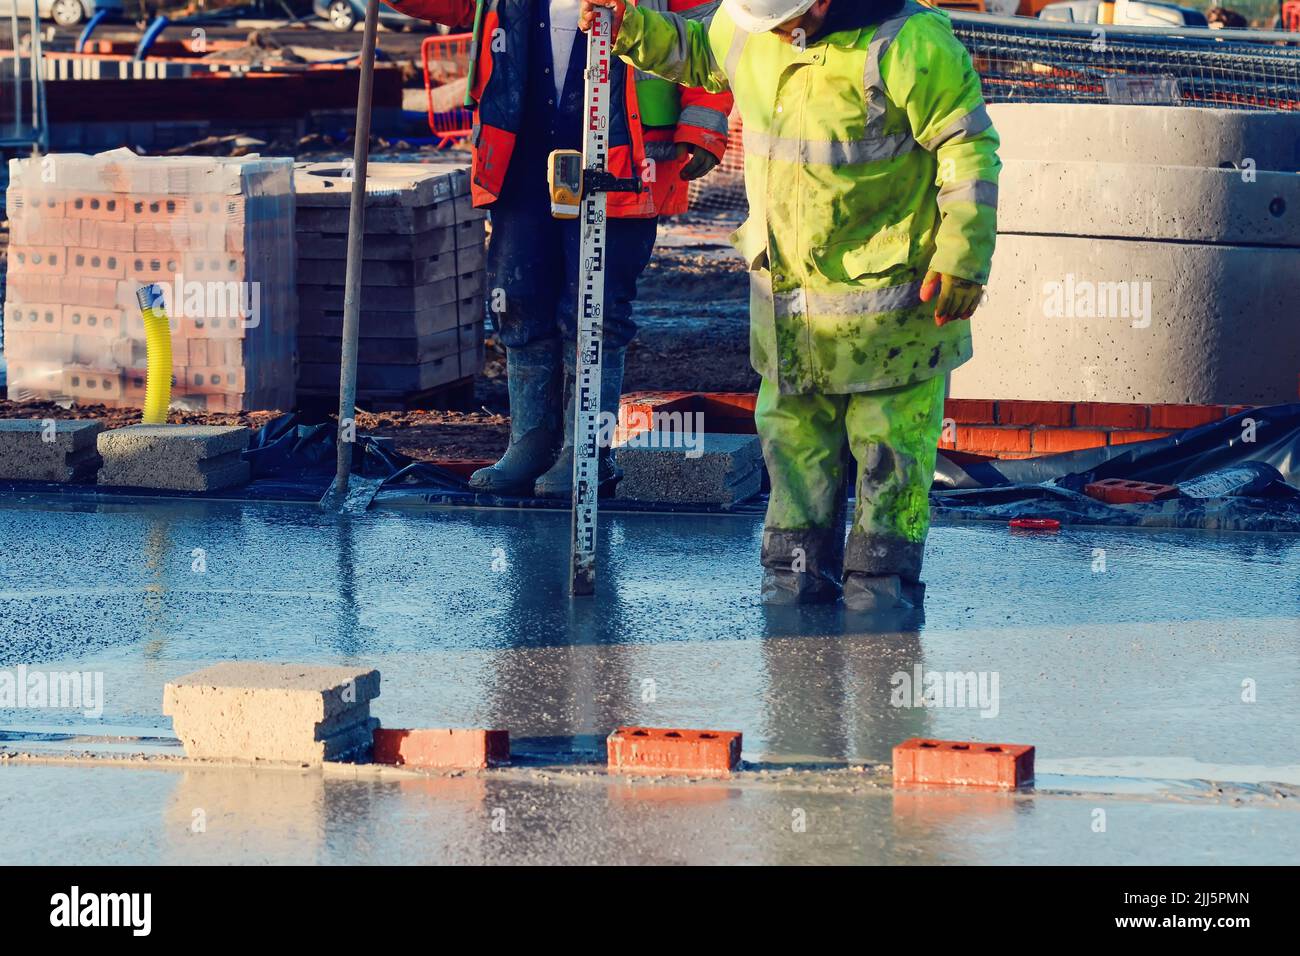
(165, 765, 329, 864)
(1, 499, 1297, 774)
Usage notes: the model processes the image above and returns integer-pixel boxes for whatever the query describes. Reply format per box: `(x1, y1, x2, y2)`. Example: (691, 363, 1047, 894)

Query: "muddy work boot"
(760, 528, 844, 605)
(842, 573, 926, 612)
(534, 345, 626, 499)
(468, 339, 562, 495)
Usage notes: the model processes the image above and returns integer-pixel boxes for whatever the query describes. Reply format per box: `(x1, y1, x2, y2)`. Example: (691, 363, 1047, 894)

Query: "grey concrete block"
(998, 161, 1300, 247)
(615, 433, 763, 505)
(298, 252, 460, 287)
(97, 425, 251, 490)
(296, 217, 483, 260)
(164, 662, 382, 764)
(293, 160, 469, 208)
(297, 276, 461, 313)
(0, 418, 102, 453)
(98, 424, 250, 464)
(0, 419, 103, 482)
(98, 454, 251, 492)
(296, 304, 460, 340)
(950, 234, 1300, 405)
(989, 103, 1300, 172)
(295, 202, 456, 235)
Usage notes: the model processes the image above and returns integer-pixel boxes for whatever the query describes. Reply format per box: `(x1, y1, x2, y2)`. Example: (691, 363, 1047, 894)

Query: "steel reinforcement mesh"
(687, 15, 1300, 217)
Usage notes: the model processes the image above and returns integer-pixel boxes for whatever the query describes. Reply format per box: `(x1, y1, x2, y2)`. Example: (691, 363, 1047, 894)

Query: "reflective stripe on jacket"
(615, 0, 1001, 393)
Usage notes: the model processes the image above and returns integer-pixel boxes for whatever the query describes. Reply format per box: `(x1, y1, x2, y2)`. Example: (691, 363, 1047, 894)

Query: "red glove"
(579, 0, 628, 36)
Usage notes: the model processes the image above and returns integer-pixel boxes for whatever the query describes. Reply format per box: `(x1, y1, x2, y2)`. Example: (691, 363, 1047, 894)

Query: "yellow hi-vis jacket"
(614, 0, 1001, 395)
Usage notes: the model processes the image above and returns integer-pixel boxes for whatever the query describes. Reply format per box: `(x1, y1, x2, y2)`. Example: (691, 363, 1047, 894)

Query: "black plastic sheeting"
(932, 403, 1300, 532)
(2, 403, 1298, 531)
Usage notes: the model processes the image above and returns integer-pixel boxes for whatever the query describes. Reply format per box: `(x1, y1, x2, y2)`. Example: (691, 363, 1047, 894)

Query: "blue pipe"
(134, 16, 170, 62)
(75, 9, 110, 53)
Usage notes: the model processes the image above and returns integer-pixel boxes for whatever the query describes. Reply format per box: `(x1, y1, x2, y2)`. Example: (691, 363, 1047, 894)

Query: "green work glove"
(920, 270, 984, 327)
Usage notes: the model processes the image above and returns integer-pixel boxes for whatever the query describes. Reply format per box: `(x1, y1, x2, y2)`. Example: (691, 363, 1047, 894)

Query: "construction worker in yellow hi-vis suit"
(581, 0, 1000, 610)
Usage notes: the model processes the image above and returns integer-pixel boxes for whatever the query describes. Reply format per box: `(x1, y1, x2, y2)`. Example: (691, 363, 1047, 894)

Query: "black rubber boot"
(842, 530, 927, 612)
(468, 339, 562, 495)
(534, 344, 626, 498)
(842, 573, 926, 612)
(759, 527, 844, 605)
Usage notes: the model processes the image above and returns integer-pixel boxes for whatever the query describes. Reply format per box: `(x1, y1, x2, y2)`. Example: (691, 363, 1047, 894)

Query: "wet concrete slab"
(0, 758, 1293, 865)
(0, 497, 1297, 862)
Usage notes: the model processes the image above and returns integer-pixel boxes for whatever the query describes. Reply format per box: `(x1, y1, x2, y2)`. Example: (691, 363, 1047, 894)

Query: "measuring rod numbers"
(570, 7, 614, 595)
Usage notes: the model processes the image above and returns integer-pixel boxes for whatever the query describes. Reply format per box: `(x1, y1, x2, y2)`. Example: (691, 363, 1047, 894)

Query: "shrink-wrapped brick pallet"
(294, 160, 486, 408)
(2, 148, 297, 412)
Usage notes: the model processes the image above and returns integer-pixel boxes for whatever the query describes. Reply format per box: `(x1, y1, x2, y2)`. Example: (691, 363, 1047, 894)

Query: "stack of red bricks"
(3, 149, 297, 412)
(941, 399, 1252, 460)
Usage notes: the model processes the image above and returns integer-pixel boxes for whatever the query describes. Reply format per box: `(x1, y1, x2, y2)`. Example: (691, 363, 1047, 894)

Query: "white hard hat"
(723, 0, 819, 32)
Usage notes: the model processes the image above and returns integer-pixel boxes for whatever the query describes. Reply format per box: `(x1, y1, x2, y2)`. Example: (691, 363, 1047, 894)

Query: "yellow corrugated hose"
(135, 284, 172, 425)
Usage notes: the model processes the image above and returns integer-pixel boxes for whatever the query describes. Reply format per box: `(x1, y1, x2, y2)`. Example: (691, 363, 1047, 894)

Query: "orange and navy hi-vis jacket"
(383, 0, 733, 217)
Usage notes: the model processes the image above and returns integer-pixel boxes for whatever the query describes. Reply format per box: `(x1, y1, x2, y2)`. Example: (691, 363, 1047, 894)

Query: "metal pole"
(9, 6, 20, 139)
(28, 0, 38, 136)
(333, 0, 380, 498)
(31, 0, 45, 150)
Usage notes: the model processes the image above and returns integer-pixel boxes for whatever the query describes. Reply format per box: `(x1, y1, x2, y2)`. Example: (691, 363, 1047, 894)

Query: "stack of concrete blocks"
(97, 423, 250, 491)
(0, 419, 103, 482)
(950, 105, 1300, 406)
(163, 662, 380, 764)
(2, 148, 297, 412)
(294, 161, 486, 407)
(615, 432, 764, 506)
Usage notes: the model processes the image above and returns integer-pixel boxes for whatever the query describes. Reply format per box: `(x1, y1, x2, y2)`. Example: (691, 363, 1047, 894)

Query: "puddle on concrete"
(0, 758, 1295, 865)
(0, 499, 1297, 779)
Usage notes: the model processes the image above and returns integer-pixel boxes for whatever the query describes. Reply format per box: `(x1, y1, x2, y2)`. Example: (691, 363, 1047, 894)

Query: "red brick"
(893, 738, 1035, 790)
(617, 391, 694, 443)
(1109, 430, 1172, 446)
(1084, 477, 1179, 505)
(1031, 428, 1108, 453)
(956, 425, 1032, 454)
(62, 367, 123, 401)
(698, 392, 758, 415)
(8, 245, 67, 275)
(63, 305, 125, 338)
(996, 400, 1074, 427)
(943, 398, 997, 424)
(1072, 402, 1147, 429)
(67, 248, 126, 279)
(607, 726, 742, 777)
(125, 195, 191, 222)
(371, 728, 509, 770)
(65, 193, 125, 220)
(1148, 404, 1227, 430)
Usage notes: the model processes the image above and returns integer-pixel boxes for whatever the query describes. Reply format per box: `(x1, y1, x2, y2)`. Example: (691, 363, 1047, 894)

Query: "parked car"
(312, 0, 462, 32)
(1038, 0, 1209, 26)
(0, 0, 123, 28)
